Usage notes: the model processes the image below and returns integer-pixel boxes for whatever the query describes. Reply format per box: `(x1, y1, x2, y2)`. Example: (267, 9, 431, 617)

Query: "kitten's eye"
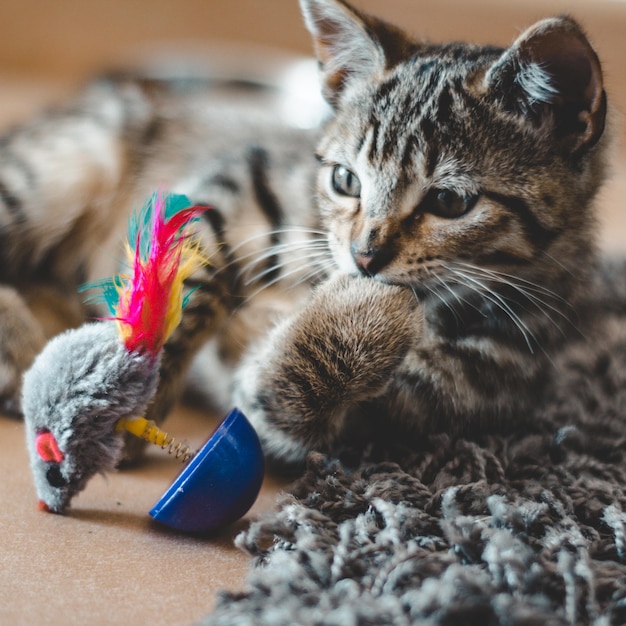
(424, 188, 478, 218)
(331, 165, 361, 198)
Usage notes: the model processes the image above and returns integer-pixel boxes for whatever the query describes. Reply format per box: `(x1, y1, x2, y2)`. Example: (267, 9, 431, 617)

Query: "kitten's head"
(301, 0, 607, 296)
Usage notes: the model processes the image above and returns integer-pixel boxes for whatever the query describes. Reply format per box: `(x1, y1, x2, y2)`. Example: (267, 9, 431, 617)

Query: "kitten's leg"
(0, 287, 47, 415)
(0, 77, 163, 413)
(0, 282, 87, 415)
(233, 274, 420, 463)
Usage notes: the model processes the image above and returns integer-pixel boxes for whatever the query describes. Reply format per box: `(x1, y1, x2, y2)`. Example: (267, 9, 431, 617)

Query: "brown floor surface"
(1, 405, 291, 625)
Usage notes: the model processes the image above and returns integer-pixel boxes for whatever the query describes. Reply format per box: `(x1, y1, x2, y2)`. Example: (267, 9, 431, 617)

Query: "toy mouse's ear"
(35, 430, 65, 463)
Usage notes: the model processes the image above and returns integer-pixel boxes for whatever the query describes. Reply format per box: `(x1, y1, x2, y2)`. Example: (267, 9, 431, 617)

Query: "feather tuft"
(85, 193, 210, 356)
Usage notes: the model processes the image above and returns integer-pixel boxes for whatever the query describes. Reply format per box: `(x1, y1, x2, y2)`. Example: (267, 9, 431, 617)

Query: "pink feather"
(115, 195, 209, 356)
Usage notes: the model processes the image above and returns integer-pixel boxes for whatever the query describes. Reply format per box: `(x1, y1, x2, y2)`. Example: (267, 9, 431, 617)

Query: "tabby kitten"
(233, 0, 609, 461)
(0, 0, 609, 464)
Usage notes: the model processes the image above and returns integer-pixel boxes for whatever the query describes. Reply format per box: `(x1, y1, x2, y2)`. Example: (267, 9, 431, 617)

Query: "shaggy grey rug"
(203, 262, 626, 626)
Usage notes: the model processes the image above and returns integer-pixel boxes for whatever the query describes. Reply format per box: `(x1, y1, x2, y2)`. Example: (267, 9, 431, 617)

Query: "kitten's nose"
(351, 243, 393, 275)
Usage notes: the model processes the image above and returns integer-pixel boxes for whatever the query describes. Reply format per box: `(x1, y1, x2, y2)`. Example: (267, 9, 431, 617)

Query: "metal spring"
(117, 417, 196, 464)
(136, 420, 195, 463)
(160, 436, 195, 464)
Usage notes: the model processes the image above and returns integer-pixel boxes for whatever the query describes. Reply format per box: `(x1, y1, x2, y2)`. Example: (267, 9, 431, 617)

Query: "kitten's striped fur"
(0, 0, 612, 463)
(0, 75, 323, 427)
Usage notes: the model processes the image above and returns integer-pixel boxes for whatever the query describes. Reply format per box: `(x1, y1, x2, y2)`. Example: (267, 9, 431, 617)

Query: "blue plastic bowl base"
(149, 408, 265, 533)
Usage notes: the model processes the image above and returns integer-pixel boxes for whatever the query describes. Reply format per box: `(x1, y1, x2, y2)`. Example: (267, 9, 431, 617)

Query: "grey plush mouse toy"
(22, 194, 208, 513)
(23, 322, 159, 512)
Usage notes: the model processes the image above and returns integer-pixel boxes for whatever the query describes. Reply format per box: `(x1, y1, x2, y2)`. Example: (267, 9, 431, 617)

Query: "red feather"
(115, 194, 209, 356)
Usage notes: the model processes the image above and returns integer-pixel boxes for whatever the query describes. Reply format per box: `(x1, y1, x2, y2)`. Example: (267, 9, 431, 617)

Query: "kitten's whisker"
(240, 250, 336, 306)
(447, 266, 562, 368)
(425, 279, 463, 325)
(290, 261, 332, 290)
(212, 225, 329, 274)
(451, 262, 575, 335)
(242, 247, 331, 281)
(215, 237, 330, 278)
(243, 249, 332, 286)
(541, 251, 576, 278)
(236, 240, 330, 277)
(226, 237, 328, 267)
(455, 261, 573, 309)
(242, 237, 330, 257)
(430, 272, 487, 319)
(442, 264, 538, 354)
(226, 258, 332, 335)
(241, 262, 326, 307)
(227, 226, 329, 255)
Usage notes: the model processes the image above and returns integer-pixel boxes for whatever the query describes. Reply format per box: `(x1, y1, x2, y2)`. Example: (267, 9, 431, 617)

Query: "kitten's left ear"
(486, 16, 606, 155)
(299, 0, 415, 106)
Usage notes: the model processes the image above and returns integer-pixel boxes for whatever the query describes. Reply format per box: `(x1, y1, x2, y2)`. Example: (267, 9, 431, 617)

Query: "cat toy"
(22, 193, 264, 532)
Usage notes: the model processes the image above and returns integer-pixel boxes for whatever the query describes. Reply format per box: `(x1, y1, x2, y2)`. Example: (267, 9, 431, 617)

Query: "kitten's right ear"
(299, 0, 411, 106)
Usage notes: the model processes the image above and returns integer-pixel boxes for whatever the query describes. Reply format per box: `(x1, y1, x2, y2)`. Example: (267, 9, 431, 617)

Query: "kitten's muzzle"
(351, 242, 394, 276)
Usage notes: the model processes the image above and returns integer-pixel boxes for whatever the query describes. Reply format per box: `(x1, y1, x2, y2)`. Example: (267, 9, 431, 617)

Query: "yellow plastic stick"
(116, 416, 194, 462)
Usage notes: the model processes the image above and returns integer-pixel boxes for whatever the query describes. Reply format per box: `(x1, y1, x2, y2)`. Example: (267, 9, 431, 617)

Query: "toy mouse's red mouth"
(38, 500, 62, 514)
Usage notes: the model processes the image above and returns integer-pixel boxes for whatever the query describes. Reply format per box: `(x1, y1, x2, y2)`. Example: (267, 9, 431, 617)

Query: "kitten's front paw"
(234, 274, 420, 463)
(0, 287, 46, 416)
